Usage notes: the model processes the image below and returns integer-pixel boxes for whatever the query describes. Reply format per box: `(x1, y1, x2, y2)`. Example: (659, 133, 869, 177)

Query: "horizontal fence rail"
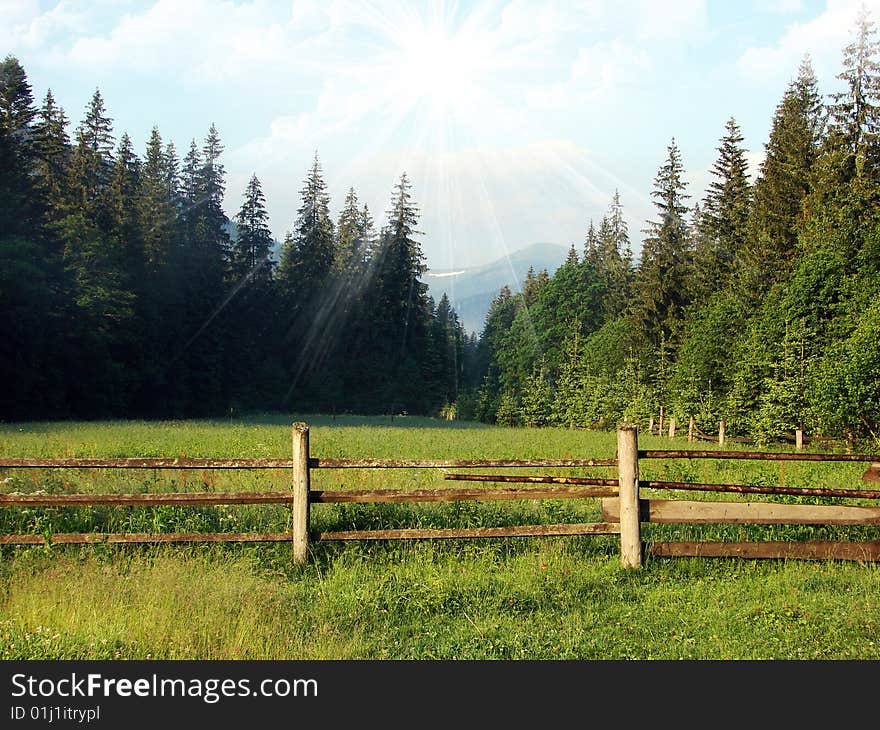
(0, 458, 295, 470)
(311, 458, 617, 469)
(444, 474, 619, 486)
(1, 423, 879, 565)
(639, 450, 878, 462)
(650, 540, 880, 561)
(641, 481, 880, 501)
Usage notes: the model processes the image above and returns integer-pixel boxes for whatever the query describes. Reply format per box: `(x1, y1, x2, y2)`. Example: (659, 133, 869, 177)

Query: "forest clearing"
(1, 415, 878, 661)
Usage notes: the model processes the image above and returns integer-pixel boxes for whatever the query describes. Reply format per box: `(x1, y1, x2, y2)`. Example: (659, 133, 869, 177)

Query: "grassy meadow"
(0, 414, 879, 660)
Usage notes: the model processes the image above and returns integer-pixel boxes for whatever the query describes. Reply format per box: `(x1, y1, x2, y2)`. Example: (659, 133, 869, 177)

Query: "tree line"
(3, 9, 880, 443)
(0, 57, 469, 420)
(465, 10, 880, 446)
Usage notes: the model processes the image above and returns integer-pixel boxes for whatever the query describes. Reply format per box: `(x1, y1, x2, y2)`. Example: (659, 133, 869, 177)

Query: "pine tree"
(826, 5, 880, 177)
(163, 141, 179, 201)
(742, 56, 822, 296)
(474, 285, 517, 421)
(232, 173, 273, 283)
(33, 89, 71, 223)
(0, 58, 70, 418)
(335, 186, 369, 273)
(368, 172, 434, 413)
(198, 122, 231, 264)
(277, 152, 335, 289)
(138, 126, 176, 270)
(0, 55, 39, 234)
(178, 139, 202, 249)
(520, 359, 552, 427)
(432, 292, 466, 407)
(633, 138, 692, 347)
(68, 89, 114, 219)
(274, 153, 338, 406)
(105, 131, 142, 276)
(174, 124, 232, 415)
(693, 117, 751, 302)
(593, 190, 633, 319)
(226, 173, 276, 408)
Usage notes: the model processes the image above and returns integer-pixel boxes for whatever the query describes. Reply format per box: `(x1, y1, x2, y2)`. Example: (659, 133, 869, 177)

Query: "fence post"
(668, 417, 676, 440)
(688, 415, 695, 443)
(292, 422, 311, 565)
(795, 428, 804, 451)
(617, 425, 642, 569)
(719, 420, 726, 447)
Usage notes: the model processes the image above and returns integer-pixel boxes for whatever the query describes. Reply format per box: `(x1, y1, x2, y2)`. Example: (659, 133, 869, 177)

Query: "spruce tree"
(175, 124, 232, 415)
(0, 55, 39, 234)
(68, 89, 114, 218)
(228, 173, 275, 408)
(633, 138, 692, 347)
(163, 141, 179, 201)
(232, 173, 273, 283)
(593, 190, 633, 319)
(335, 186, 368, 273)
(826, 5, 880, 177)
(0, 57, 70, 418)
(693, 117, 751, 302)
(273, 153, 340, 407)
(742, 56, 822, 296)
(198, 122, 231, 264)
(139, 126, 176, 270)
(106, 131, 142, 275)
(33, 90, 71, 224)
(371, 172, 433, 413)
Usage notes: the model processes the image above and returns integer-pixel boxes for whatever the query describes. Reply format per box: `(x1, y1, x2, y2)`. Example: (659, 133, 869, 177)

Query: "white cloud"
(630, 0, 710, 43)
(737, 0, 880, 89)
(0, 0, 40, 25)
(752, 0, 805, 14)
(61, 0, 321, 82)
(526, 38, 656, 110)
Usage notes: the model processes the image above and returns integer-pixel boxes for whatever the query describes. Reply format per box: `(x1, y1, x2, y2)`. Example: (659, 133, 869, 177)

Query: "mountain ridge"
(425, 242, 571, 335)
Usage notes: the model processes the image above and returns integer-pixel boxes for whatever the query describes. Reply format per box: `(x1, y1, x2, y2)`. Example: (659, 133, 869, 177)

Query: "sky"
(2, 0, 878, 272)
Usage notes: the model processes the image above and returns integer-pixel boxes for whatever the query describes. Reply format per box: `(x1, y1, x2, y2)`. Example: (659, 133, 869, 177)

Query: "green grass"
(1, 415, 879, 660)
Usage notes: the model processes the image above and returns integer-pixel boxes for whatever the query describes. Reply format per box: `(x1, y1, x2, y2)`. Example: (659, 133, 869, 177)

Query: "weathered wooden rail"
(610, 427, 880, 565)
(0, 423, 622, 562)
(0, 422, 878, 566)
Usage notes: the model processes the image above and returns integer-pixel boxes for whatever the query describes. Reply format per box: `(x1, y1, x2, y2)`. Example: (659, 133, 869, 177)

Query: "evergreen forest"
(2, 10, 880, 446)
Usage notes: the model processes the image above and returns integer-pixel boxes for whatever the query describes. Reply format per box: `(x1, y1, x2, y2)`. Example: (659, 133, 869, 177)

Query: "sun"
(395, 27, 482, 115)
(380, 10, 495, 124)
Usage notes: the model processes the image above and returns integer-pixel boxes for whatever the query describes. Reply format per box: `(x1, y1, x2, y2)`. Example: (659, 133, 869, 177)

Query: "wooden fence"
(1, 422, 878, 567)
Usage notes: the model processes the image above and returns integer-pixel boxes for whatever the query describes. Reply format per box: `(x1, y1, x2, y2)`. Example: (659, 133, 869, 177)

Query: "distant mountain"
(425, 242, 570, 336)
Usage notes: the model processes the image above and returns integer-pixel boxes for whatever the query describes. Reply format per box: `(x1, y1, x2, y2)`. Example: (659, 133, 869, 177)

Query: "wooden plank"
(0, 487, 618, 507)
(0, 492, 297, 506)
(0, 532, 293, 545)
(644, 480, 880, 501)
(310, 458, 617, 469)
(863, 464, 880, 483)
(601, 497, 880, 524)
(314, 523, 621, 541)
(444, 474, 619, 486)
(0, 456, 619, 470)
(0, 458, 293, 469)
(311, 487, 618, 503)
(639, 450, 878, 462)
(649, 540, 880, 562)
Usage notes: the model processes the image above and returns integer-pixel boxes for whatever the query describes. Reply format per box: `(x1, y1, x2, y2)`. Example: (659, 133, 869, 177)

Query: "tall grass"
(1, 416, 878, 660)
